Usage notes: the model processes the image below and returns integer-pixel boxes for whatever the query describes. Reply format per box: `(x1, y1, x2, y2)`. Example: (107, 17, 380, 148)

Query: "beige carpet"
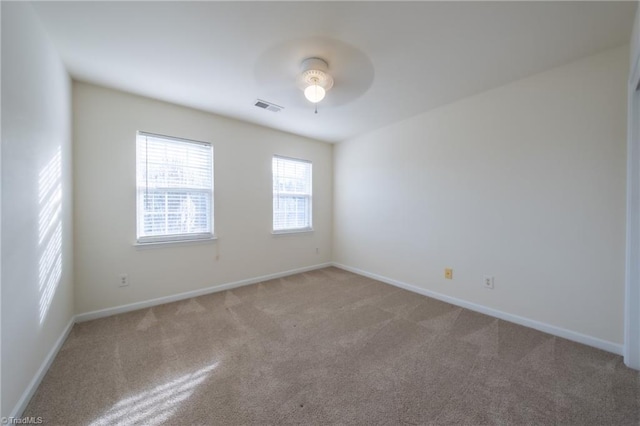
(25, 267, 639, 425)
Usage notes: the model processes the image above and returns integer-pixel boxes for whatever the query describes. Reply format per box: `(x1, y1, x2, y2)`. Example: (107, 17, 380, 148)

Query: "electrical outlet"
(119, 274, 129, 287)
(483, 275, 494, 289)
(444, 268, 453, 279)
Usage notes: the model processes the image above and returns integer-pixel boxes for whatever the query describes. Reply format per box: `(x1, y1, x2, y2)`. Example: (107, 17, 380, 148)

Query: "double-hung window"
(136, 132, 213, 243)
(272, 155, 312, 233)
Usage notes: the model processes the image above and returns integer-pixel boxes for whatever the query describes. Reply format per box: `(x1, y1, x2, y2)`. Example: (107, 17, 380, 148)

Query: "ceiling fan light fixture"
(297, 57, 333, 105)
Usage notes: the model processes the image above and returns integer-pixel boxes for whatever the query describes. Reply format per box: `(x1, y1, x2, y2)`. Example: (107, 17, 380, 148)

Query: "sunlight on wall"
(89, 362, 218, 426)
(38, 147, 62, 324)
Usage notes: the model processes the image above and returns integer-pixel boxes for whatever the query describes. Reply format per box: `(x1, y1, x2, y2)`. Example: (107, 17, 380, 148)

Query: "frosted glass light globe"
(304, 84, 326, 103)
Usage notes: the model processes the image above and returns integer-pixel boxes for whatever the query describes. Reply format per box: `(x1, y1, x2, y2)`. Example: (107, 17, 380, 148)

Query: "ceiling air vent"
(255, 99, 283, 113)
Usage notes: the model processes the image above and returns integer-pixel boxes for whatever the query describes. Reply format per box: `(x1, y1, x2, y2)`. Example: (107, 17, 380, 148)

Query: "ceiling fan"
(253, 36, 374, 114)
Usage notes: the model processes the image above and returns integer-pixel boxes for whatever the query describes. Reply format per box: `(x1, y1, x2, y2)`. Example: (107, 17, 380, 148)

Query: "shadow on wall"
(38, 146, 62, 324)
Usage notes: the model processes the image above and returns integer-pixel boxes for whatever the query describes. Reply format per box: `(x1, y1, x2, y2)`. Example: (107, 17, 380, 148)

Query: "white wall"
(1, 2, 74, 417)
(73, 82, 332, 314)
(334, 45, 628, 345)
(624, 5, 640, 368)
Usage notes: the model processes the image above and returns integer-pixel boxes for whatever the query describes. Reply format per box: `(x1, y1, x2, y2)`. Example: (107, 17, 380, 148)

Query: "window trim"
(136, 131, 214, 245)
(271, 228, 314, 235)
(134, 235, 217, 249)
(272, 154, 313, 234)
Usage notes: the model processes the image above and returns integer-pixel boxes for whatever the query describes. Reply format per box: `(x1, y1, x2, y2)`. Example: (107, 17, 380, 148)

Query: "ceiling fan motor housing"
(297, 57, 334, 91)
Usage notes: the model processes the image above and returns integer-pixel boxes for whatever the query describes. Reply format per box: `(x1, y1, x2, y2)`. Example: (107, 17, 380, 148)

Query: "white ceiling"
(32, 1, 636, 143)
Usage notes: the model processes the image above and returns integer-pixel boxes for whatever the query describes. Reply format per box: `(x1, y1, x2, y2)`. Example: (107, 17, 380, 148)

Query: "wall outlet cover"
(483, 275, 494, 289)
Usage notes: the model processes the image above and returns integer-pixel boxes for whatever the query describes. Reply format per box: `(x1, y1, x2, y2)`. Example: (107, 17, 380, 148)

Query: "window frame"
(272, 154, 313, 234)
(135, 131, 214, 245)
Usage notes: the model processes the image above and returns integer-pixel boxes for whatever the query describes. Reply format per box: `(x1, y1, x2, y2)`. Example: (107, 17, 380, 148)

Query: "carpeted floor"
(25, 267, 639, 425)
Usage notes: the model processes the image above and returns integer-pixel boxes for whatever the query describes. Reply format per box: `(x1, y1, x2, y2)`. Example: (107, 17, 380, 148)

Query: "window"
(136, 132, 213, 243)
(272, 155, 312, 233)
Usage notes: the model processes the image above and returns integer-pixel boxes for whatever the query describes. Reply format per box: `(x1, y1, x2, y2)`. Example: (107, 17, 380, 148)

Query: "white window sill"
(272, 228, 314, 235)
(134, 236, 217, 249)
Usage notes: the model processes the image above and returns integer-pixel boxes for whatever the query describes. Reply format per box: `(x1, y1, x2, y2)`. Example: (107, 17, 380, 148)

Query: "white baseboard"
(10, 315, 76, 419)
(76, 262, 332, 322)
(332, 262, 623, 356)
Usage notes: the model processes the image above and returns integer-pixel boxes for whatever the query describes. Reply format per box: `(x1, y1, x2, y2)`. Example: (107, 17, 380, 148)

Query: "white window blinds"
(136, 132, 213, 243)
(272, 155, 312, 232)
